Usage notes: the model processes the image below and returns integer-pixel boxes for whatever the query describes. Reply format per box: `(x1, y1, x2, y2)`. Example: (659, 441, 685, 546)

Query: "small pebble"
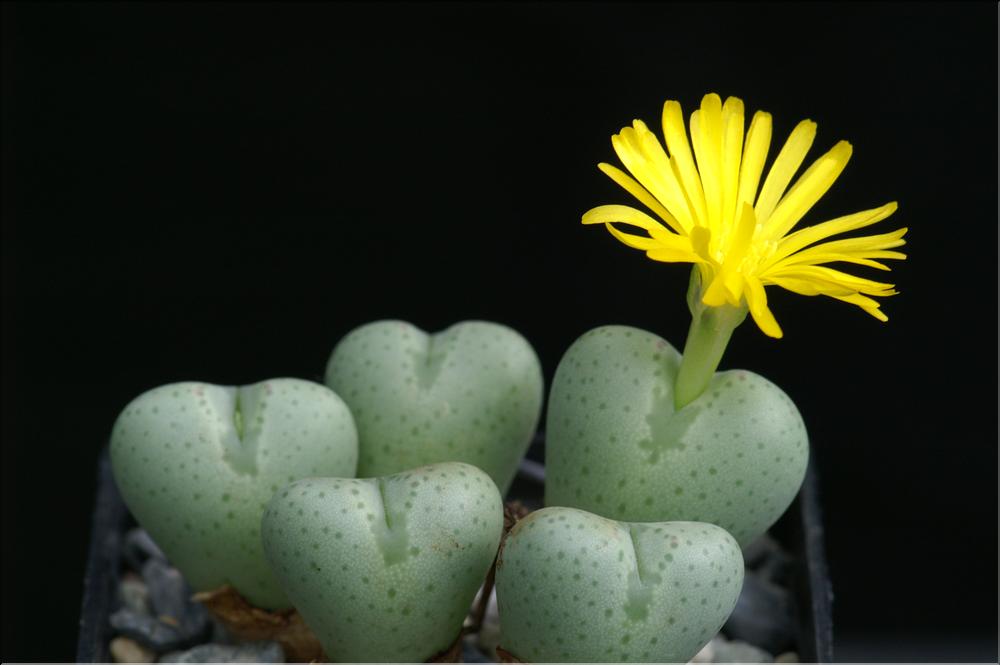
(690, 638, 715, 662)
(109, 609, 185, 652)
(110, 636, 156, 663)
(723, 573, 795, 654)
(123, 528, 166, 570)
(462, 635, 491, 663)
(158, 641, 285, 663)
(119, 573, 151, 615)
(141, 559, 210, 641)
(712, 637, 775, 663)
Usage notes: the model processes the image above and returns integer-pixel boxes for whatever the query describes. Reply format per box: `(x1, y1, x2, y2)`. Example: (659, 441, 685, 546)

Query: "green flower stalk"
(675, 267, 747, 409)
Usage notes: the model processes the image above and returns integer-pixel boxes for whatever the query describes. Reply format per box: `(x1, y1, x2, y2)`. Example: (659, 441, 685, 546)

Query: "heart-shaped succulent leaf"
(496, 507, 743, 663)
(545, 325, 808, 546)
(261, 462, 504, 662)
(325, 320, 544, 492)
(110, 379, 358, 609)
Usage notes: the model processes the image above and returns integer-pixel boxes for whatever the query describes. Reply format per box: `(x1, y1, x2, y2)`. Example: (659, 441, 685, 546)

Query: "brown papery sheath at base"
(193, 585, 325, 663)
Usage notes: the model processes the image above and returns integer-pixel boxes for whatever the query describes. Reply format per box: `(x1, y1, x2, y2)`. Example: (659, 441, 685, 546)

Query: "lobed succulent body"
(545, 325, 808, 546)
(325, 320, 544, 493)
(496, 506, 744, 663)
(261, 462, 504, 662)
(110, 378, 358, 609)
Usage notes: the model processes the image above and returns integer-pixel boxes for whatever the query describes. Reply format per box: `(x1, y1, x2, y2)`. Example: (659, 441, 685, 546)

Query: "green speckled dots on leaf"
(545, 325, 808, 546)
(110, 379, 358, 609)
(325, 320, 544, 493)
(496, 507, 743, 663)
(261, 462, 504, 663)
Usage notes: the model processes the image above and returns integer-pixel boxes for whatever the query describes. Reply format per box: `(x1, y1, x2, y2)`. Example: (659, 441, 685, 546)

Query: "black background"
(2, 2, 997, 661)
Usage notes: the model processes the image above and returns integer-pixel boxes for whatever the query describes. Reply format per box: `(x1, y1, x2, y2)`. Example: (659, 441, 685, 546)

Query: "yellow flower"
(583, 93, 907, 338)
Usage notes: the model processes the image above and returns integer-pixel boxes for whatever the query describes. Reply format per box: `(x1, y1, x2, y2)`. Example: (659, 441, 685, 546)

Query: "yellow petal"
(691, 94, 725, 233)
(646, 246, 701, 263)
(833, 292, 891, 321)
(583, 206, 697, 260)
(604, 223, 662, 250)
(765, 202, 899, 268)
(770, 227, 908, 271)
(612, 131, 663, 205)
(766, 275, 854, 297)
(597, 162, 683, 234)
(795, 227, 908, 253)
(755, 119, 817, 225)
(582, 204, 667, 236)
(701, 203, 756, 307)
(668, 156, 706, 235)
(766, 265, 896, 296)
(720, 97, 745, 230)
(701, 269, 746, 307)
(701, 273, 730, 307)
(612, 129, 692, 233)
(762, 140, 853, 240)
(634, 121, 698, 230)
(662, 100, 708, 226)
(688, 225, 715, 265)
(723, 270, 746, 302)
(745, 276, 783, 338)
(737, 111, 772, 210)
(725, 202, 758, 265)
(775, 254, 896, 271)
(613, 127, 668, 203)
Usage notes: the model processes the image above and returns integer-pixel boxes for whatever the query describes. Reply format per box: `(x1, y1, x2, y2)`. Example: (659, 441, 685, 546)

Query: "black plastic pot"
(77, 444, 833, 662)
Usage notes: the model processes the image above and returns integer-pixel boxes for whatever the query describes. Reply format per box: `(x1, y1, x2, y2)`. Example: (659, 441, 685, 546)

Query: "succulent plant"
(261, 462, 504, 662)
(110, 379, 358, 609)
(325, 320, 544, 492)
(496, 506, 743, 663)
(545, 325, 808, 546)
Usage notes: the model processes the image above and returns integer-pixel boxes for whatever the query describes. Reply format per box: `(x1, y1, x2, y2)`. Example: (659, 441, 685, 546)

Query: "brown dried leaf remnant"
(496, 645, 526, 662)
(192, 585, 325, 663)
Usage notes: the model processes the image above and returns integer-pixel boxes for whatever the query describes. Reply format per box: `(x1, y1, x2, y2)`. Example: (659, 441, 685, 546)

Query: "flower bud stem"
(674, 268, 747, 410)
